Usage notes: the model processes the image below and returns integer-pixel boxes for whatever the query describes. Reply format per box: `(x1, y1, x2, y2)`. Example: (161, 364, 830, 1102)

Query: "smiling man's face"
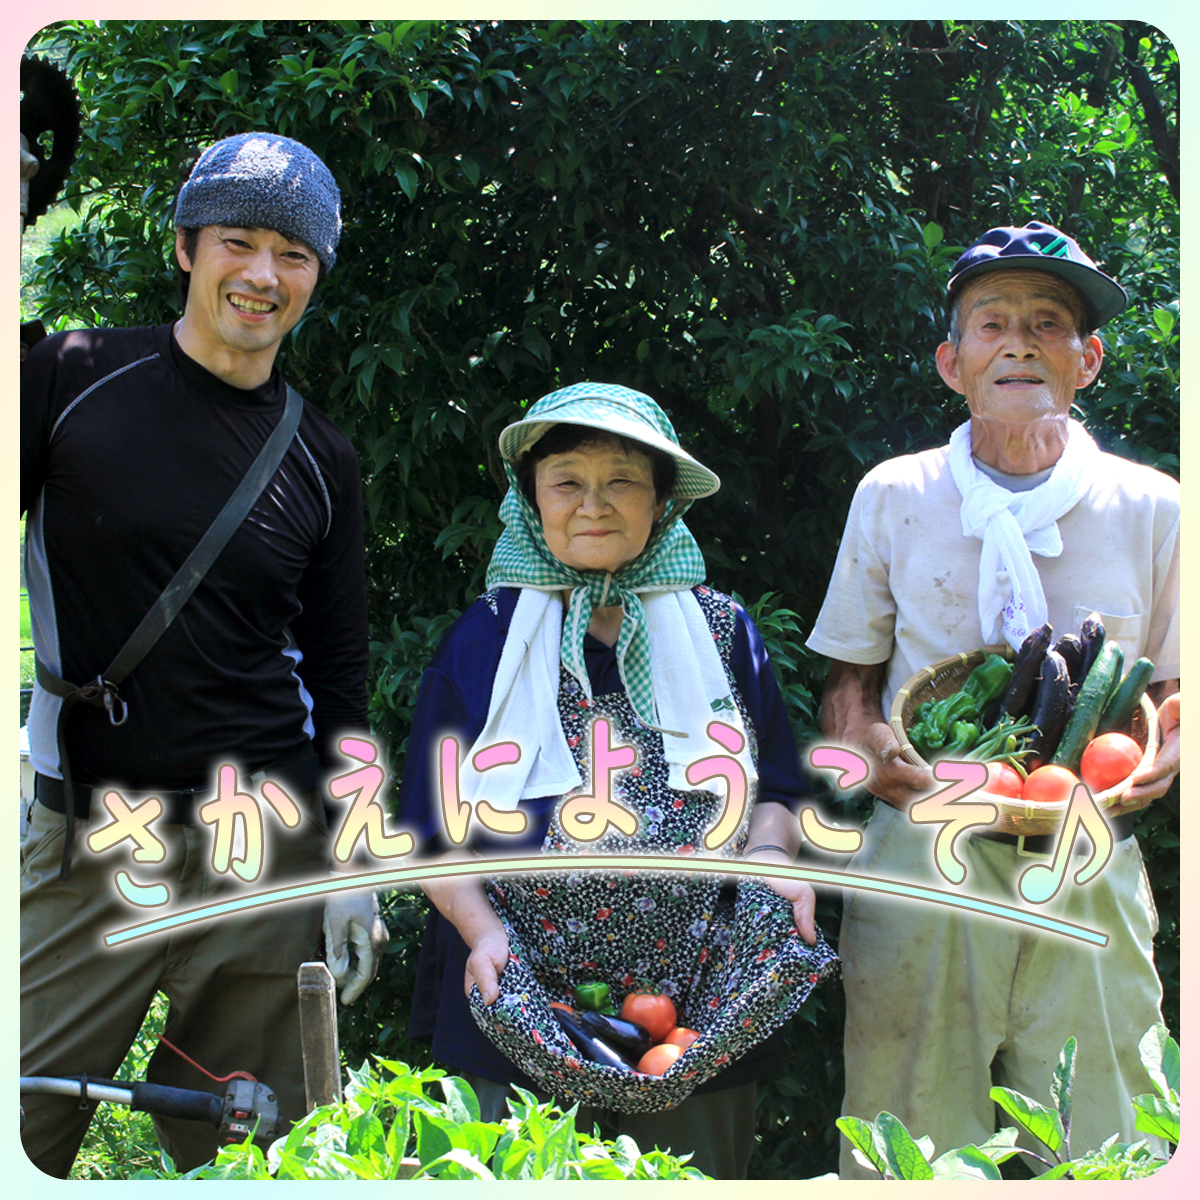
(935, 270, 1103, 424)
(174, 225, 319, 388)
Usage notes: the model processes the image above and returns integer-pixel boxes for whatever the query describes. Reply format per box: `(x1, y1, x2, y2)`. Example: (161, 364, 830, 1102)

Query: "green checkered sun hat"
(498, 383, 720, 500)
(488, 383, 718, 727)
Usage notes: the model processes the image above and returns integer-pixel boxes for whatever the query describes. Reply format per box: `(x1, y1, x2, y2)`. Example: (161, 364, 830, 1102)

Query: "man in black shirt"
(21, 133, 383, 1175)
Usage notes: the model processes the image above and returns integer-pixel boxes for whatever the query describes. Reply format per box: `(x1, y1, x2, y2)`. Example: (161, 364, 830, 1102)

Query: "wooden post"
(297, 961, 342, 1110)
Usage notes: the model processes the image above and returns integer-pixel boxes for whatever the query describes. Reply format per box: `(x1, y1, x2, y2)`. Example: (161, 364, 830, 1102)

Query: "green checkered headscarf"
(488, 385, 715, 727)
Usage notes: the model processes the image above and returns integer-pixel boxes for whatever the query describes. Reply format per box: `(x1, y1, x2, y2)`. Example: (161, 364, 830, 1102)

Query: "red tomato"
(663, 1026, 700, 1051)
(982, 762, 1023, 799)
(621, 990, 677, 1043)
(1081, 733, 1143, 792)
(637, 1043, 682, 1075)
(1022, 765, 1079, 805)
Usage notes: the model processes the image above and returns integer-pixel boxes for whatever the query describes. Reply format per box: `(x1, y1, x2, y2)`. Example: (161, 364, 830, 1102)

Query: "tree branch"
(1121, 23, 1179, 203)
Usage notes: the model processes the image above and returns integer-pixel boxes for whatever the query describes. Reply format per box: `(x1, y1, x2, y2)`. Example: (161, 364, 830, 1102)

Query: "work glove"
(323, 892, 388, 1005)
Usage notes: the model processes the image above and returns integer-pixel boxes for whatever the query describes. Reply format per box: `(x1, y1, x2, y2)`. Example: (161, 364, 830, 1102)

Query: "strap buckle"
(76, 675, 128, 727)
(1015, 835, 1050, 858)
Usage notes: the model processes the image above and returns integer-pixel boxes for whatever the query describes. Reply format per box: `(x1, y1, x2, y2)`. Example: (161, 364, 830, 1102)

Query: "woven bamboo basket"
(890, 648, 1158, 836)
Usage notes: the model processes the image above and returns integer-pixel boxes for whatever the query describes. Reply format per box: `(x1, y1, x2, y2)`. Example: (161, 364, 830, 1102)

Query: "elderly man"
(21, 133, 384, 1175)
(806, 221, 1179, 1175)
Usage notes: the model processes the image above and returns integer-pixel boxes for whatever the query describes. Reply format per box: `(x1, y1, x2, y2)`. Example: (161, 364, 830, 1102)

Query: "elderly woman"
(396, 384, 828, 1178)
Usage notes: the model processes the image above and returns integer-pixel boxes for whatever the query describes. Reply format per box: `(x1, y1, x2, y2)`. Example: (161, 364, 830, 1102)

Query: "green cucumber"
(1052, 641, 1124, 774)
(1097, 658, 1155, 734)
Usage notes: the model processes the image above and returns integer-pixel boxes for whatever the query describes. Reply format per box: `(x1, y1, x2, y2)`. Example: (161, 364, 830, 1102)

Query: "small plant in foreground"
(837, 1024, 1179, 1180)
(143, 1059, 709, 1180)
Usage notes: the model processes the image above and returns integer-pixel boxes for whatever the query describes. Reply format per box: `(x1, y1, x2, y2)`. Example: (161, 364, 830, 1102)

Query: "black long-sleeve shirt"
(21, 323, 369, 790)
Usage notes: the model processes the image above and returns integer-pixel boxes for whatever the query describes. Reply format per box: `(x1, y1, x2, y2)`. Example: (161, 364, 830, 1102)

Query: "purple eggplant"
(1026, 649, 1072, 766)
(998, 623, 1052, 720)
(1052, 634, 1086, 685)
(551, 1007, 636, 1072)
(1079, 612, 1106, 680)
(579, 1010, 653, 1060)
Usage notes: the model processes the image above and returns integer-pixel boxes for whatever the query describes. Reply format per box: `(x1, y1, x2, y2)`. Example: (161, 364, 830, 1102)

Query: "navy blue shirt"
(398, 586, 809, 1089)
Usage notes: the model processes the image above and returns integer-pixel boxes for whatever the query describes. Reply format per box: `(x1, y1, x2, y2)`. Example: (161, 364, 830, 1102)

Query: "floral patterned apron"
(468, 588, 839, 1112)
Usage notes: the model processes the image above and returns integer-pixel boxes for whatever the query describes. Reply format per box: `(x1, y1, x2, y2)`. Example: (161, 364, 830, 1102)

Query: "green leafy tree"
(26, 20, 1178, 1180)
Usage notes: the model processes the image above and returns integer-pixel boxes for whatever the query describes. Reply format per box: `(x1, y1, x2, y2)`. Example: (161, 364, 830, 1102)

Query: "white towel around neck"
(461, 588, 756, 811)
(948, 418, 1099, 648)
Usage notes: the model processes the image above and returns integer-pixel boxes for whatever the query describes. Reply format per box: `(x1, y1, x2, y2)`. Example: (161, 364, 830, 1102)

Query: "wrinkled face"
(175, 225, 319, 359)
(936, 270, 1103, 423)
(534, 438, 667, 576)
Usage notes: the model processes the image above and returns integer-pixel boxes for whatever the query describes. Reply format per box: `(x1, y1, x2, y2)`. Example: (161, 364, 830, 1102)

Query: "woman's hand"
(748, 847, 817, 945)
(421, 865, 512, 1005)
(742, 804, 817, 944)
(465, 927, 511, 1006)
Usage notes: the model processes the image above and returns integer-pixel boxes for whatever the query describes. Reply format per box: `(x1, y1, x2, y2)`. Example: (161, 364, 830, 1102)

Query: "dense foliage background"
(24, 19, 1179, 1180)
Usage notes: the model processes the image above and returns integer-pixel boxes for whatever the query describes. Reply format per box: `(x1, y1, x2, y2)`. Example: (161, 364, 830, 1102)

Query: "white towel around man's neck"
(948, 418, 1099, 648)
(461, 588, 755, 811)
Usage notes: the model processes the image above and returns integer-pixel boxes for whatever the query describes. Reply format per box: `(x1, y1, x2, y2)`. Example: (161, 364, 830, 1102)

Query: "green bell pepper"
(574, 981, 611, 1012)
(942, 719, 980, 757)
(962, 654, 1014, 708)
(924, 690, 980, 743)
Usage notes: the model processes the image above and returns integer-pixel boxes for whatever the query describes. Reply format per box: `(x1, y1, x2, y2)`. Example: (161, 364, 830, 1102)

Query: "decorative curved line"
(103, 855, 1109, 948)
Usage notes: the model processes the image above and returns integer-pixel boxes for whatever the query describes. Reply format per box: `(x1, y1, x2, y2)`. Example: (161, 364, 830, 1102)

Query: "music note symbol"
(1018, 783, 1115, 904)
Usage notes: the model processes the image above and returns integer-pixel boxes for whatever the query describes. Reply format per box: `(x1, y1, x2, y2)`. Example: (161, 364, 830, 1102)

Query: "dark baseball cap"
(947, 220, 1127, 329)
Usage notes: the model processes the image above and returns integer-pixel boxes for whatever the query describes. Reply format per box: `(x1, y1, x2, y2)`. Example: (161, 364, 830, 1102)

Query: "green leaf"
(458, 1121, 502, 1165)
(218, 68, 238, 95)
(394, 163, 418, 201)
(1037, 1161, 1074, 1180)
(876, 1111, 933, 1180)
(835, 1115, 887, 1176)
(975, 1126, 1023, 1164)
(438, 1076, 481, 1124)
(1132, 1094, 1180, 1145)
(531, 1111, 582, 1179)
(416, 1147, 495, 1179)
(494, 1136, 534, 1178)
(1049, 1036, 1076, 1140)
(580, 1157, 628, 1179)
(346, 1110, 386, 1166)
(412, 1110, 462, 1165)
(922, 222, 944, 249)
(932, 1145, 1003, 1180)
(989, 1087, 1065, 1154)
(378, 344, 406, 378)
(1151, 308, 1176, 337)
(1138, 1023, 1180, 1100)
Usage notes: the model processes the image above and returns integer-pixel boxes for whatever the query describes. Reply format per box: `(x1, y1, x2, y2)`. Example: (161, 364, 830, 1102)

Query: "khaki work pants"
(839, 800, 1164, 1178)
(20, 796, 328, 1177)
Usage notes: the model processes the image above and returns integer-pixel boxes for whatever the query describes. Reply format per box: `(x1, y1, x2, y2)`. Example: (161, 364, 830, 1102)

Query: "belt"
(35, 743, 323, 825)
(37, 774, 209, 824)
(971, 811, 1135, 856)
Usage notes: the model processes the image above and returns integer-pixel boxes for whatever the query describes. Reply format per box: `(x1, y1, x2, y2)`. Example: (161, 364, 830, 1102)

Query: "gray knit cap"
(175, 132, 341, 269)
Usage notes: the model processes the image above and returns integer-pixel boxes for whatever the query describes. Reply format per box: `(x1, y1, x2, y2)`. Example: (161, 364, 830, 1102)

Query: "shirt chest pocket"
(1071, 606, 1146, 663)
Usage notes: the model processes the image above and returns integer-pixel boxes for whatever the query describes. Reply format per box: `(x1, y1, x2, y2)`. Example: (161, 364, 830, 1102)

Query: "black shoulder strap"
(36, 385, 305, 878)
